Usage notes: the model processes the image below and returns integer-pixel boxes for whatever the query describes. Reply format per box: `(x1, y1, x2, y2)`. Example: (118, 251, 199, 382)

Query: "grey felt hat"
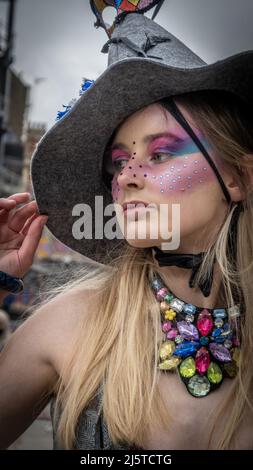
(31, 11, 253, 263)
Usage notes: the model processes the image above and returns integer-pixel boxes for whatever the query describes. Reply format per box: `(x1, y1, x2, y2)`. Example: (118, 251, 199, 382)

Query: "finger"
(0, 198, 17, 211)
(7, 192, 31, 203)
(0, 193, 31, 220)
(8, 201, 39, 233)
(18, 215, 48, 270)
(20, 212, 38, 236)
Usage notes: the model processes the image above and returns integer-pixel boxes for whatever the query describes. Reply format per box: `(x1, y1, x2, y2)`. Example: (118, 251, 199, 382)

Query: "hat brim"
(31, 51, 253, 262)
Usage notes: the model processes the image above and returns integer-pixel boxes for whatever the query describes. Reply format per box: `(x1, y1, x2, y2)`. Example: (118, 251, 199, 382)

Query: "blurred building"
(0, 68, 29, 196)
(22, 122, 46, 192)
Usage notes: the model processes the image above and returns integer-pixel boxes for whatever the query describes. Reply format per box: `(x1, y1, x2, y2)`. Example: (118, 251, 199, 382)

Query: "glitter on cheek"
(111, 153, 217, 200)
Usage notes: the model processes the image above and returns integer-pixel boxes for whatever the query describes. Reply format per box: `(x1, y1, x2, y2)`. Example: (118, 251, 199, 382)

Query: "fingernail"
(40, 215, 48, 225)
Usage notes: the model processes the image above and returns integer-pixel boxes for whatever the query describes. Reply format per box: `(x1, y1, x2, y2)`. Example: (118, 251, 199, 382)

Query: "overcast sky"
(1, 0, 253, 130)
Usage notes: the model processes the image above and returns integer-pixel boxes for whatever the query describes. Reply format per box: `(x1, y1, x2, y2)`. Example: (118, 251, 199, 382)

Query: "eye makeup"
(110, 132, 217, 202)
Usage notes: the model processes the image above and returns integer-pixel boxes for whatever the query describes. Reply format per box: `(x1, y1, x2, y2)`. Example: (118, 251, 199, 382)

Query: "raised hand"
(0, 193, 48, 280)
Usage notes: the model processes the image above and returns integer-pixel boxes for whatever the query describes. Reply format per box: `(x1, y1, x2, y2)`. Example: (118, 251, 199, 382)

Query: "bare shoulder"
(15, 285, 99, 376)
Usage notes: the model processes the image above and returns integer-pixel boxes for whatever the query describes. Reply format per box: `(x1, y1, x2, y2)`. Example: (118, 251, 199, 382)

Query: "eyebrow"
(110, 132, 183, 152)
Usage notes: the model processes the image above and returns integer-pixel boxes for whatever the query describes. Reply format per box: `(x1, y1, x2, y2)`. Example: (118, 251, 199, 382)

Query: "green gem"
(207, 362, 223, 384)
(187, 374, 211, 397)
(179, 356, 196, 378)
(224, 360, 238, 378)
(164, 293, 174, 304)
(159, 357, 181, 370)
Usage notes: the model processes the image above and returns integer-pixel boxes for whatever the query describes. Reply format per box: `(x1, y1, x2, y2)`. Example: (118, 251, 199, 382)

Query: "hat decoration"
(90, 0, 165, 37)
(56, 78, 94, 121)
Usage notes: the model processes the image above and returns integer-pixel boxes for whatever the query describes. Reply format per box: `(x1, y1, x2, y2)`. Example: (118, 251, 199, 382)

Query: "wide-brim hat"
(31, 11, 253, 263)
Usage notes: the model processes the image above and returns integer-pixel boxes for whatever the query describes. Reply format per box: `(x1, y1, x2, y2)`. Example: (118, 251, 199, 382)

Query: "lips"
(122, 200, 149, 211)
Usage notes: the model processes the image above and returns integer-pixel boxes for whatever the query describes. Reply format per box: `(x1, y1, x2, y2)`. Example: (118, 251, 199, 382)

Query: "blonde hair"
(47, 90, 253, 449)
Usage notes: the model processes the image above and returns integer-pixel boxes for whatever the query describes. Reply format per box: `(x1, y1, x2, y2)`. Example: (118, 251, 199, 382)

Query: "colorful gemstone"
(232, 335, 240, 347)
(223, 360, 238, 378)
(195, 347, 210, 374)
(212, 328, 222, 338)
(197, 309, 214, 336)
(164, 293, 174, 304)
(224, 339, 232, 349)
(179, 356, 196, 378)
(166, 328, 178, 340)
(173, 341, 199, 358)
(160, 301, 170, 313)
(207, 362, 223, 384)
(228, 305, 240, 318)
(162, 321, 172, 333)
(200, 336, 209, 346)
(174, 335, 184, 344)
(213, 309, 226, 319)
(158, 357, 181, 370)
(183, 304, 196, 315)
(159, 341, 175, 361)
(156, 287, 169, 301)
(232, 347, 240, 367)
(187, 374, 211, 397)
(177, 321, 199, 341)
(214, 318, 224, 328)
(209, 343, 231, 362)
(164, 309, 176, 321)
(185, 314, 195, 323)
(170, 298, 184, 313)
(151, 278, 163, 292)
(221, 323, 233, 338)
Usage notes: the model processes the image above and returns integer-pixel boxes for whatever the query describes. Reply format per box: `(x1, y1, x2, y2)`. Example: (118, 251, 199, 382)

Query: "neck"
(153, 258, 224, 310)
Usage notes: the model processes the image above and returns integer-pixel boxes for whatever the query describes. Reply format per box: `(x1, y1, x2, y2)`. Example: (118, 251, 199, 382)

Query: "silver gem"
(174, 335, 184, 344)
(170, 298, 184, 313)
(185, 314, 194, 323)
(228, 305, 240, 318)
(224, 339, 233, 349)
(214, 318, 224, 328)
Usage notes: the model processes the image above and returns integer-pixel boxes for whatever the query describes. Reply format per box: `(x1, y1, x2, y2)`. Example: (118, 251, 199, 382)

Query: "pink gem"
(156, 287, 169, 301)
(195, 347, 210, 374)
(197, 309, 214, 336)
(166, 328, 178, 340)
(162, 321, 172, 333)
(232, 335, 240, 347)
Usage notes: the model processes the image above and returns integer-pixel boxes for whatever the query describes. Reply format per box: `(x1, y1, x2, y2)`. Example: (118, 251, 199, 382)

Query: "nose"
(116, 160, 147, 190)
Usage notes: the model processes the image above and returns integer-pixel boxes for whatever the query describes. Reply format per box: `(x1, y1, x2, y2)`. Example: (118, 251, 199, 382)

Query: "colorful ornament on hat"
(56, 78, 94, 121)
(90, 0, 163, 38)
(151, 273, 241, 398)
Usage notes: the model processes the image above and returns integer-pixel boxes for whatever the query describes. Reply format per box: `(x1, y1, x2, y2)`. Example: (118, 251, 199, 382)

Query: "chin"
(125, 239, 153, 249)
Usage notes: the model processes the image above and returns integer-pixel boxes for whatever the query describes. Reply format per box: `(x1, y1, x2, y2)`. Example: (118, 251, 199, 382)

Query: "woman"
(0, 1, 253, 450)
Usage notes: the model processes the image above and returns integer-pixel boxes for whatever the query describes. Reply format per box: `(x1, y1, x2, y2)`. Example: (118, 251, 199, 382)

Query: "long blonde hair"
(48, 90, 253, 449)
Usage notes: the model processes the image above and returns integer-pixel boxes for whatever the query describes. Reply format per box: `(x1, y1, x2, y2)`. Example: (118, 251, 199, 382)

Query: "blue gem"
(213, 309, 226, 319)
(213, 336, 225, 344)
(212, 328, 222, 338)
(183, 304, 196, 315)
(200, 336, 209, 346)
(173, 341, 199, 358)
(151, 278, 163, 292)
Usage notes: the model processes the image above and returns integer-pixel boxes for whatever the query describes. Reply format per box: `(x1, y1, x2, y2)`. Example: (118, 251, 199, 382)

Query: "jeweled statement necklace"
(151, 273, 241, 398)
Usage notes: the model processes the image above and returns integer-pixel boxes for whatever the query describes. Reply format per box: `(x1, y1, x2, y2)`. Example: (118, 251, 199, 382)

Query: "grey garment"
(50, 384, 137, 450)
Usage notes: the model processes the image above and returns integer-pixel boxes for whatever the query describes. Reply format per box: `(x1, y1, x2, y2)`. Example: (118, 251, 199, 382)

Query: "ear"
(224, 172, 245, 202)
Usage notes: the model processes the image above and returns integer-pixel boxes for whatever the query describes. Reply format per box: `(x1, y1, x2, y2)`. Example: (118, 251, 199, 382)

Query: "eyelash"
(112, 151, 174, 171)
